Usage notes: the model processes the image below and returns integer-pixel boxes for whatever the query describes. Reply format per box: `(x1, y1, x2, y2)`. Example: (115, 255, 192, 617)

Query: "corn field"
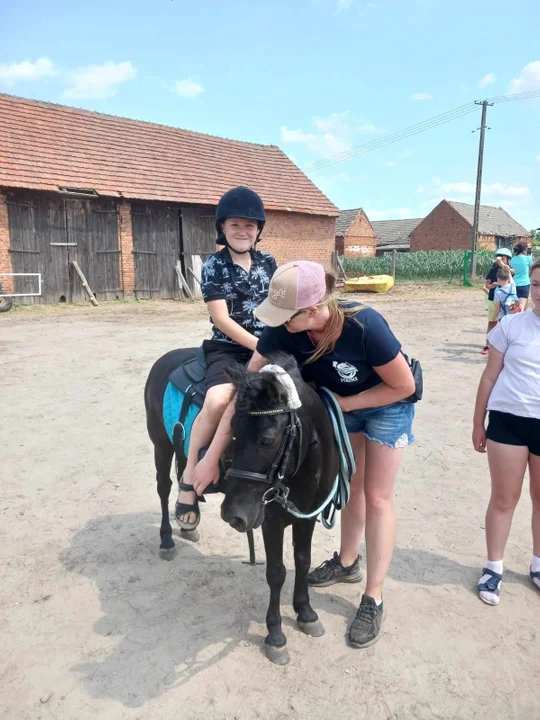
(342, 249, 540, 283)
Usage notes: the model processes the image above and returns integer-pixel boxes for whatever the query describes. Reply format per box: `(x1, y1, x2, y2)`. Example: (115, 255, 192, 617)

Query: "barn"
(410, 200, 530, 253)
(334, 208, 376, 257)
(0, 94, 338, 304)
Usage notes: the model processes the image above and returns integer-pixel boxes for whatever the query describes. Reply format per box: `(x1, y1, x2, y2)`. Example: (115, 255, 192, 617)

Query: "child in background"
(481, 249, 515, 355)
(494, 268, 521, 321)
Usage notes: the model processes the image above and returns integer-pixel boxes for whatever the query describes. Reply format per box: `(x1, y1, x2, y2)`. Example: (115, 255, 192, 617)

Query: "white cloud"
(384, 148, 415, 167)
(537, 154, 540, 163)
(337, 0, 354, 9)
(0, 57, 56, 85)
(477, 72, 496, 88)
(281, 111, 353, 159)
(313, 171, 352, 196)
(366, 208, 414, 220)
(509, 60, 540, 93)
(175, 78, 205, 98)
(417, 178, 531, 213)
(63, 61, 136, 99)
(440, 181, 530, 199)
(411, 92, 432, 101)
(357, 123, 384, 134)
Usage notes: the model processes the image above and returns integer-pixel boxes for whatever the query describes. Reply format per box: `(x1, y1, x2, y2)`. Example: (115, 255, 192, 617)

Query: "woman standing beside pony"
(194, 260, 416, 649)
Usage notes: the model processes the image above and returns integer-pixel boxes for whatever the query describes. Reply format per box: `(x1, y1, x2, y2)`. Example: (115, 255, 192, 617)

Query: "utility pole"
(470, 100, 493, 277)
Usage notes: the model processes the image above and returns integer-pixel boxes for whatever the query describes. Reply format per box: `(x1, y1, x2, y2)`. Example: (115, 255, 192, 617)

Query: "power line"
(486, 89, 540, 104)
(304, 89, 540, 174)
(305, 103, 477, 172)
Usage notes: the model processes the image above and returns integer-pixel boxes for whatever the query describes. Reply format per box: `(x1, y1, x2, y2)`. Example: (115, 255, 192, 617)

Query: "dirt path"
(1, 287, 538, 720)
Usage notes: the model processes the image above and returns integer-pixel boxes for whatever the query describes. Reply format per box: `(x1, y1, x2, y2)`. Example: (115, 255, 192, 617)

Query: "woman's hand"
(472, 424, 487, 453)
(192, 456, 220, 495)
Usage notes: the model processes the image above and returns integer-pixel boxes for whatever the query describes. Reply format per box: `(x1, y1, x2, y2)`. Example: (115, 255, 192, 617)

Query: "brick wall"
(263, 211, 336, 268)
(0, 192, 14, 293)
(118, 202, 135, 296)
(344, 210, 376, 257)
(410, 201, 471, 252)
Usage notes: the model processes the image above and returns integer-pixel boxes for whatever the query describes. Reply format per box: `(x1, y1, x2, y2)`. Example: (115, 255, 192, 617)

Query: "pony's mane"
(228, 352, 300, 415)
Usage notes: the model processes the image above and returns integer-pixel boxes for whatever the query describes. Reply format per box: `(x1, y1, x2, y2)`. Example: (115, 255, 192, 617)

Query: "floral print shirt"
(201, 247, 278, 344)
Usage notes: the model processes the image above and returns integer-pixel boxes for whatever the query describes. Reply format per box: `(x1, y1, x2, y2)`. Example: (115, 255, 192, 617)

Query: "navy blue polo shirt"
(201, 247, 277, 344)
(256, 305, 402, 396)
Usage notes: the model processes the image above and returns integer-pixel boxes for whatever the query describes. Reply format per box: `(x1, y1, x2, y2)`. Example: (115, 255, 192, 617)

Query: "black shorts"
(486, 411, 540, 456)
(516, 285, 530, 299)
(202, 339, 253, 390)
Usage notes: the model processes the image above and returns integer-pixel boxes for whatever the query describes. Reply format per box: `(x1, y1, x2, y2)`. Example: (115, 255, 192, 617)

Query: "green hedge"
(342, 249, 540, 282)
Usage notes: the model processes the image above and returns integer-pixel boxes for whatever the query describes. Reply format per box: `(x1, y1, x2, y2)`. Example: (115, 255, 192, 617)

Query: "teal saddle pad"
(162, 382, 201, 456)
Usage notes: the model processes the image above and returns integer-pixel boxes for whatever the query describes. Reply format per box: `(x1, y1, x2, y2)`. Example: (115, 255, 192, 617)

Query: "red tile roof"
(0, 94, 338, 216)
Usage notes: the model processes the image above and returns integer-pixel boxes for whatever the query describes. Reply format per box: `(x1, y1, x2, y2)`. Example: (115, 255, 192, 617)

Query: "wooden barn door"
(6, 192, 69, 304)
(131, 203, 181, 299)
(180, 205, 217, 296)
(66, 198, 121, 302)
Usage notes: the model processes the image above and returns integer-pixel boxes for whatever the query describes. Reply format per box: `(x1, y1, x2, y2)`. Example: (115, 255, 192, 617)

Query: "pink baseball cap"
(254, 260, 327, 327)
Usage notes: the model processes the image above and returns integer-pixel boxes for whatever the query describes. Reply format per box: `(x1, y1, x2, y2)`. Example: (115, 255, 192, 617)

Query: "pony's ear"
(224, 361, 247, 389)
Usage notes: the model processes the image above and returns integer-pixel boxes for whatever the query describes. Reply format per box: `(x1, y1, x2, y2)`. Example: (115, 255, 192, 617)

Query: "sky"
(2, 0, 539, 230)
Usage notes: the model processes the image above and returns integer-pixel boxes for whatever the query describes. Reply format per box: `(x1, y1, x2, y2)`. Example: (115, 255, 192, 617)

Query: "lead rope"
(271, 388, 355, 529)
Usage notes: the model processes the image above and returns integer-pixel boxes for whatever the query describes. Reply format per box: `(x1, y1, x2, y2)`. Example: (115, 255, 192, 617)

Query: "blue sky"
(2, 0, 539, 229)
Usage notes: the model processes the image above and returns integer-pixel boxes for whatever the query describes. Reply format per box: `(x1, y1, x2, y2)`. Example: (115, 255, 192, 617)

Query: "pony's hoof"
(180, 528, 200, 543)
(297, 619, 325, 637)
(264, 642, 290, 665)
(159, 546, 177, 561)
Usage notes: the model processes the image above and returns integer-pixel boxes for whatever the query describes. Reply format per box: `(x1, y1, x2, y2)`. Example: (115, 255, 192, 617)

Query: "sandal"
(175, 479, 201, 531)
(478, 567, 502, 605)
(530, 568, 540, 591)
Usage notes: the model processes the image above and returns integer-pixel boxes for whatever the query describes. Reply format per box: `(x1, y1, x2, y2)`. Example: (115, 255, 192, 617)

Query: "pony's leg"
(262, 515, 289, 665)
(293, 520, 325, 637)
(155, 443, 175, 556)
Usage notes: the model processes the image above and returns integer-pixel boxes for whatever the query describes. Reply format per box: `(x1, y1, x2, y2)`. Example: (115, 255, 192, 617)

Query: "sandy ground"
(1, 285, 539, 720)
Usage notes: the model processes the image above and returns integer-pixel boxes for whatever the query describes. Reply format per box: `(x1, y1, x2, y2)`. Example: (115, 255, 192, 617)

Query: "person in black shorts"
(472, 258, 540, 605)
(176, 187, 277, 530)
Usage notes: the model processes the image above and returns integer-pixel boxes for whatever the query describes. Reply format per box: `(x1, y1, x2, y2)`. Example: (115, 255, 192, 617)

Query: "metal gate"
(131, 203, 182, 299)
(7, 191, 121, 304)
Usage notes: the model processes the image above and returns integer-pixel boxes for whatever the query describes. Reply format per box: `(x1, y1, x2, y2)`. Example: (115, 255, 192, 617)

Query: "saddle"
(163, 347, 224, 494)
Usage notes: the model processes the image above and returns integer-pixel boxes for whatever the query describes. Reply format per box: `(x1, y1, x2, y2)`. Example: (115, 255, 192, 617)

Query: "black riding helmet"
(215, 186, 266, 248)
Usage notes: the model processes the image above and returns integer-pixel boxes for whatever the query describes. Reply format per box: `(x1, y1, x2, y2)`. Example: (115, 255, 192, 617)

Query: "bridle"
(226, 407, 303, 507)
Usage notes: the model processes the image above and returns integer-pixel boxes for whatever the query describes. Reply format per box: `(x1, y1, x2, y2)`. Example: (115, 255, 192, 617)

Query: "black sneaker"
(308, 552, 363, 587)
(348, 594, 384, 648)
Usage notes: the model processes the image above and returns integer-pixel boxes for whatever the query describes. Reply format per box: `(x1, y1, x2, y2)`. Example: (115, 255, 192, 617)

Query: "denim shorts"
(342, 402, 416, 448)
(516, 284, 530, 299)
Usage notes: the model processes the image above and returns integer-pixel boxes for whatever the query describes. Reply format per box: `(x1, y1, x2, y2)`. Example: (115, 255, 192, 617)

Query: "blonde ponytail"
(304, 272, 364, 364)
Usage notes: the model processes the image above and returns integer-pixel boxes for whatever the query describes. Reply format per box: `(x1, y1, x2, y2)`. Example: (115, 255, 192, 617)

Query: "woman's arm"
(208, 299, 258, 351)
(472, 346, 505, 452)
(334, 353, 416, 411)
(247, 350, 270, 372)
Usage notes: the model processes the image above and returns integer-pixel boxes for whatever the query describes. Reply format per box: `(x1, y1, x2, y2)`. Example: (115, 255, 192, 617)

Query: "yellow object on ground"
(343, 275, 395, 293)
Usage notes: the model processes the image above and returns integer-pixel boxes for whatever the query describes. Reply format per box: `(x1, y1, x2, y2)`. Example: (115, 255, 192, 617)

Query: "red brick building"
(410, 200, 530, 253)
(0, 94, 337, 303)
(335, 208, 376, 257)
(371, 218, 423, 255)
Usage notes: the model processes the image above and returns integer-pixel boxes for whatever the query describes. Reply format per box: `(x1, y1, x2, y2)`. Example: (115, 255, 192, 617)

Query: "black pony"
(145, 350, 338, 664)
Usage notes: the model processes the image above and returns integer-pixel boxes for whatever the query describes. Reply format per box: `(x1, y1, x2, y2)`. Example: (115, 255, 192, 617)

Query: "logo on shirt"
(332, 361, 358, 383)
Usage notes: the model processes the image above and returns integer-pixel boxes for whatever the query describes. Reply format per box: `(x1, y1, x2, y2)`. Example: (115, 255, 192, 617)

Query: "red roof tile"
(0, 94, 338, 216)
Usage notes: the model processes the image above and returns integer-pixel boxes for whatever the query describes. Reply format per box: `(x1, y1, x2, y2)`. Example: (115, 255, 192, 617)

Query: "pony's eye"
(260, 436, 274, 447)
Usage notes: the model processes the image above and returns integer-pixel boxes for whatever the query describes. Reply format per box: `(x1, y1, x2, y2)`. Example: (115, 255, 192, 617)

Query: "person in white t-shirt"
(472, 258, 540, 605)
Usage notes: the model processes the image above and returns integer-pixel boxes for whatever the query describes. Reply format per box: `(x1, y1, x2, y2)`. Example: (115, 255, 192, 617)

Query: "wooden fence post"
(391, 250, 397, 279)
